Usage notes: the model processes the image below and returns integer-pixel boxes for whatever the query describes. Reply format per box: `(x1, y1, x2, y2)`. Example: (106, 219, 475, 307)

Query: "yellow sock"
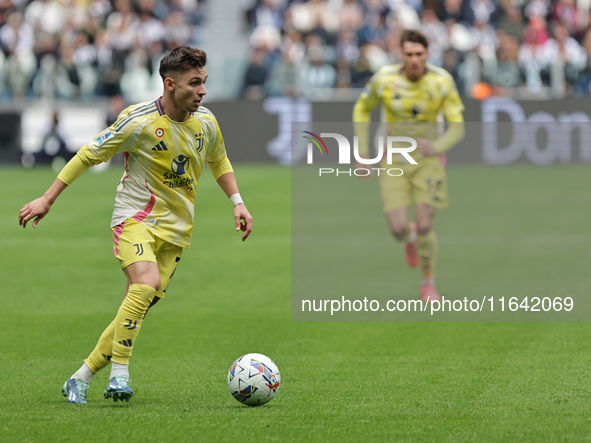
(417, 230, 438, 283)
(111, 284, 156, 365)
(85, 320, 116, 373)
(399, 229, 410, 243)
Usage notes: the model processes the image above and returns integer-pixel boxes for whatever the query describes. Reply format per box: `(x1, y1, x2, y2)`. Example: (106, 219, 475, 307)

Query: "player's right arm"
(19, 178, 67, 228)
(353, 71, 382, 158)
(19, 105, 144, 228)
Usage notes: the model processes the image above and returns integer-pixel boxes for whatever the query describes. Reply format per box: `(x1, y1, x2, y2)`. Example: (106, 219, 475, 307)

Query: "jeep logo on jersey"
(171, 155, 190, 175)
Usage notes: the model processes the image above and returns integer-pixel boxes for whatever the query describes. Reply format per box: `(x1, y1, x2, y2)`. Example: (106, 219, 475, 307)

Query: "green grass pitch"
(1, 164, 590, 442)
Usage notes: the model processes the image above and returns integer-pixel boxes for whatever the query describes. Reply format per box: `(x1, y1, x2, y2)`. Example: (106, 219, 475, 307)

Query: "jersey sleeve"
(353, 72, 382, 122)
(83, 107, 145, 163)
(441, 75, 464, 120)
(353, 72, 383, 156)
(203, 114, 233, 180)
(56, 107, 144, 185)
(432, 75, 465, 154)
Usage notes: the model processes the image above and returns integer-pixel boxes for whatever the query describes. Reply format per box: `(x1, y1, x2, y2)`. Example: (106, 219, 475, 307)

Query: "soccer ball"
(227, 353, 281, 406)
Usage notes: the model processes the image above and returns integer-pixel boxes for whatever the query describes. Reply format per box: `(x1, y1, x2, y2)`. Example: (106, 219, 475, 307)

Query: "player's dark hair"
(400, 29, 429, 49)
(159, 46, 207, 80)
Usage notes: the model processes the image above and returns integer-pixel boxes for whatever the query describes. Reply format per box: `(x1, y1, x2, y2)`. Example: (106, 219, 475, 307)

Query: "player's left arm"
(216, 172, 253, 242)
(203, 113, 253, 241)
(429, 76, 466, 155)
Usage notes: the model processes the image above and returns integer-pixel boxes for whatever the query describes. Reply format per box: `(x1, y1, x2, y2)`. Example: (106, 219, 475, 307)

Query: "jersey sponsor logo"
(96, 131, 113, 146)
(171, 155, 190, 175)
(195, 133, 204, 152)
(152, 140, 168, 151)
(165, 156, 194, 191)
(163, 172, 195, 191)
(156, 128, 164, 137)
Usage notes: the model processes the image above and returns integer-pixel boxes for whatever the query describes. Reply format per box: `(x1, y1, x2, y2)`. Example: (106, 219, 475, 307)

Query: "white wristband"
(230, 193, 244, 206)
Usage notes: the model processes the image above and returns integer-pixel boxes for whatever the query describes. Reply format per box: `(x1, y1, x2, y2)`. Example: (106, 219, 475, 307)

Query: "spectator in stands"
(496, 0, 526, 43)
(519, 26, 551, 92)
(551, 0, 577, 33)
(106, 0, 138, 64)
(357, 10, 389, 47)
(242, 47, 269, 99)
(163, 11, 193, 49)
(0, 0, 15, 27)
(339, 0, 365, 32)
(470, 18, 498, 57)
(363, 0, 389, 19)
(440, 0, 474, 25)
(523, 0, 550, 21)
(249, 0, 284, 30)
(105, 94, 126, 126)
(24, 0, 64, 36)
(267, 45, 300, 97)
(289, 0, 338, 41)
(441, 47, 464, 91)
(336, 28, 360, 64)
(545, 22, 586, 93)
(575, 29, 591, 94)
(300, 42, 336, 98)
(2, 0, 591, 101)
(34, 109, 73, 166)
(524, 15, 551, 45)
(469, 0, 497, 25)
(93, 29, 120, 96)
(55, 44, 82, 98)
(334, 56, 352, 92)
(136, 9, 165, 49)
(421, 8, 448, 66)
(87, 0, 112, 22)
(494, 32, 521, 88)
(0, 11, 35, 99)
(282, 27, 306, 64)
(350, 46, 374, 87)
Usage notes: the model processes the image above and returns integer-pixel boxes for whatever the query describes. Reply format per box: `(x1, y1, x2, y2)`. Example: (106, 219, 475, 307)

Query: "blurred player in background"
(19, 46, 253, 403)
(353, 29, 465, 303)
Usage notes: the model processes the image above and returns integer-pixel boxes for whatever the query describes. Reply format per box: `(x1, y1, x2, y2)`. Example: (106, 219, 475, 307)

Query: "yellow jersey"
(60, 98, 233, 249)
(353, 63, 464, 162)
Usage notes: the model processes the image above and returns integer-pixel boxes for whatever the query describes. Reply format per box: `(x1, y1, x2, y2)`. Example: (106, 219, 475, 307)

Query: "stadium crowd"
(0, 0, 205, 100)
(0, 0, 590, 100)
(242, 0, 591, 98)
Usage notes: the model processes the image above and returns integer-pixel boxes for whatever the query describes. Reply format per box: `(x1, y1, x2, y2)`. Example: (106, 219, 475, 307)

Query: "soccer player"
(353, 29, 465, 302)
(18, 47, 253, 403)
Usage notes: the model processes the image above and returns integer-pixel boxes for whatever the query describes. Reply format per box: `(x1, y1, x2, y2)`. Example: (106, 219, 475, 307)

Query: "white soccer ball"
(227, 353, 281, 406)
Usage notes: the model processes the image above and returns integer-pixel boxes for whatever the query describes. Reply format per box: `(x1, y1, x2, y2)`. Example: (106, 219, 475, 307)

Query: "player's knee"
(135, 276, 161, 291)
(391, 226, 408, 240)
(148, 277, 161, 292)
(417, 223, 432, 236)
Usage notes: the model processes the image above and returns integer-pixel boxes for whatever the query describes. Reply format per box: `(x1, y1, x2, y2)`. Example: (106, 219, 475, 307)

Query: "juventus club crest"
(195, 133, 204, 152)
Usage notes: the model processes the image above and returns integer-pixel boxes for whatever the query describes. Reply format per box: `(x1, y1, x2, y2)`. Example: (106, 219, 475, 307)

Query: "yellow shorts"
(379, 154, 449, 213)
(112, 218, 183, 298)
